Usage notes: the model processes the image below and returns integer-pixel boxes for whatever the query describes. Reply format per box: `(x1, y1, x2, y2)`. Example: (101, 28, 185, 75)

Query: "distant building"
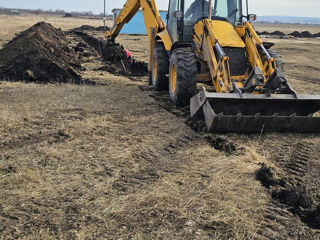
(10, 9, 21, 15)
(112, 8, 167, 35)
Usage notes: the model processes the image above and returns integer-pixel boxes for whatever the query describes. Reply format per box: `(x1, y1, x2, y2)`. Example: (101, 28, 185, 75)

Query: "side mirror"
(173, 11, 183, 18)
(248, 14, 257, 21)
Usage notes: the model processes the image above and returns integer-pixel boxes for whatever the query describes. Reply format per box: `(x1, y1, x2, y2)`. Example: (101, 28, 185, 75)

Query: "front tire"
(169, 48, 197, 106)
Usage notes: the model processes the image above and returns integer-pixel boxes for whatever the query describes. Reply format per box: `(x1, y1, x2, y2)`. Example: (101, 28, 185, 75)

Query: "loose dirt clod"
(0, 22, 82, 83)
(204, 135, 237, 154)
(256, 163, 277, 187)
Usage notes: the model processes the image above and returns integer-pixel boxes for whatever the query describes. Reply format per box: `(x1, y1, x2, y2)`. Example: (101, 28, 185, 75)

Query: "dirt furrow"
(256, 137, 320, 232)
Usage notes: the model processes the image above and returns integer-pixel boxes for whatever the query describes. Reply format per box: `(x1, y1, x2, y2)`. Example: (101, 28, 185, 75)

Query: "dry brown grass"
(0, 14, 320, 240)
(260, 38, 320, 93)
(0, 80, 270, 239)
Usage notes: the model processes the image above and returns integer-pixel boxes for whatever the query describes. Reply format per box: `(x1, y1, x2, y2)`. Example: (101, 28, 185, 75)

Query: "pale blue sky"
(1, 0, 319, 17)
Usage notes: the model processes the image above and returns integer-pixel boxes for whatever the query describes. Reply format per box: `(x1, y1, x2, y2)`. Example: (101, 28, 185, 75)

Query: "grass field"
(0, 14, 320, 239)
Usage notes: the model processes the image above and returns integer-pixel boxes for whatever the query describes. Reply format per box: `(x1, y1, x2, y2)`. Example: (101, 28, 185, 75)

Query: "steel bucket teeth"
(190, 90, 320, 133)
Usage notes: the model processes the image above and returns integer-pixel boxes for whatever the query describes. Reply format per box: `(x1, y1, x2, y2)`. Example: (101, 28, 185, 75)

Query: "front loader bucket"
(190, 90, 320, 133)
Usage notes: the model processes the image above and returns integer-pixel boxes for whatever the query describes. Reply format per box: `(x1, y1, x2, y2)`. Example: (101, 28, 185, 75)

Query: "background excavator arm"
(106, 0, 166, 42)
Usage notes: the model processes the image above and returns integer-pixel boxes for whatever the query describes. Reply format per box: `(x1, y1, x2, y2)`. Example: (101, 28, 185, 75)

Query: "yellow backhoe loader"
(106, 0, 320, 133)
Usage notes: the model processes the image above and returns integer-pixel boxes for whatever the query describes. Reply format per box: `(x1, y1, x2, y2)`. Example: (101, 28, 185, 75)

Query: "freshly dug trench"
(73, 31, 148, 77)
(0, 22, 82, 83)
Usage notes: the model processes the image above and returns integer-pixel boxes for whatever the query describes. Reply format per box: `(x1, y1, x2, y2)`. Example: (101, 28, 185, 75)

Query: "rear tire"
(151, 42, 169, 90)
(169, 48, 197, 106)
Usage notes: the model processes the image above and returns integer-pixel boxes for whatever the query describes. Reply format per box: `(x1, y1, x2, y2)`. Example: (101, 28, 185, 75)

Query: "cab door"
(167, 0, 180, 43)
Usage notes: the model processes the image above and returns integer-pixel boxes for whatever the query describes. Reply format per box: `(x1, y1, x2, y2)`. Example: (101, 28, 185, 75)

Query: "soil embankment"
(256, 30, 320, 38)
(0, 22, 82, 83)
(0, 22, 148, 84)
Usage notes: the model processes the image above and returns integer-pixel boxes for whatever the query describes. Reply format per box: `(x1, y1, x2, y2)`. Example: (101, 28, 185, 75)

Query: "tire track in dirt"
(257, 200, 320, 240)
(147, 90, 238, 155)
(256, 137, 320, 236)
(112, 134, 198, 194)
(257, 202, 301, 240)
(0, 129, 70, 151)
(145, 86, 320, 237)
(284, 142, 311, 181)
(0, 108, 88, 151)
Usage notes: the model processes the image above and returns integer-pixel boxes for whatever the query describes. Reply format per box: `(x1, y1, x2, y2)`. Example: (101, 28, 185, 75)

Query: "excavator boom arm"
(106, 0, 165, 42)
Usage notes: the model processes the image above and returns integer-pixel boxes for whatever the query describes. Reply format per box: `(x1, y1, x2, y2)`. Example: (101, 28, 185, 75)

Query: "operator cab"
(167, 0, 243, 42)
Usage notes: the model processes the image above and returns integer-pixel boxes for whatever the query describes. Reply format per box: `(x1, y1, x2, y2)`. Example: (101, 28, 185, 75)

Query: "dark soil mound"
(289, 31, 318, 38)
(73, 25, 109, 32)
(289, 31, 302, 38)
(301, 31, 313, 38)
(256, 163, 277, 187)
(204, 135, 236, 155)
(74, 25, 96, 31)
(261, 31, 270, 35)
(0, 22, 82, 83)
(271, 31, 285, 36)
(130, 61, 148, 76)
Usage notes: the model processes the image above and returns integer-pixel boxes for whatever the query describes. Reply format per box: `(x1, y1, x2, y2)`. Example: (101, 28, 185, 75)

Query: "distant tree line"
(0, 6, 112, 18)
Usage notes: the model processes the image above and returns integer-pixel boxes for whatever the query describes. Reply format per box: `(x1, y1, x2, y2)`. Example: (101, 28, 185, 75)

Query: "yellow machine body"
(106, 0, 320, 133)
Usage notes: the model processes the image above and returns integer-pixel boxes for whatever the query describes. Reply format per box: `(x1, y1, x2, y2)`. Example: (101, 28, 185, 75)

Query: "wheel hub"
(152, 56, 157, 84)
(170, 64, 177, 93)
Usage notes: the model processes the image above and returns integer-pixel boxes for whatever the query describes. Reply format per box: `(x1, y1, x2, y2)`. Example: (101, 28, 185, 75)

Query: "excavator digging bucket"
(190, 90, 320, 133)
